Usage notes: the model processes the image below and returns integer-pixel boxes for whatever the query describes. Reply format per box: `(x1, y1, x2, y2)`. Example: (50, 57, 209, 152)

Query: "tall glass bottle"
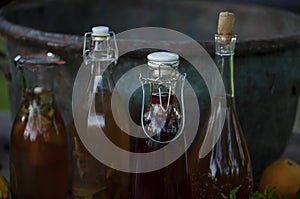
(71, 26, 130, 198)
(10, 53, 68, 199)
(132, 52, 190, 199)
(189, 12, 253, 198)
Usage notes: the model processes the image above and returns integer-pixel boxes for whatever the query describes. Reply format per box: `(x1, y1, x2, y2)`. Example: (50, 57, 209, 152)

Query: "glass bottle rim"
(14, 52, 65, 69)
(214, 34, 237, 39)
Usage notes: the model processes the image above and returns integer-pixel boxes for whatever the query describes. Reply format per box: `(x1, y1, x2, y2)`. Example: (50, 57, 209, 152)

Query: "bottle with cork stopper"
(188, 12, 253, 198)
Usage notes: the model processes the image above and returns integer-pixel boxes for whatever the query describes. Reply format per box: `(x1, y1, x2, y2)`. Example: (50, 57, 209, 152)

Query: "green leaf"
(230, 185, 241, 199)
(295, 188, 300, 199)
(221, 185, 300, 199)
(221, 185, 241, 199)
(221, 193, 229, 199)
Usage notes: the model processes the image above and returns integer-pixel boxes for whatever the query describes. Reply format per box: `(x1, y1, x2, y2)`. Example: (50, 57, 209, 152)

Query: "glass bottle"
(71, 26, 130, 199)
(132, 52, 190, 199)
(10, 53, 68, 199)
(189, 12, 253, 199)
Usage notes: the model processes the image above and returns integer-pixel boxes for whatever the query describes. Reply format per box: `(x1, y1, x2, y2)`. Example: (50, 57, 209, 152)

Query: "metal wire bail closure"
(83, 26, 118, 63)
(139, 52, 186, 144)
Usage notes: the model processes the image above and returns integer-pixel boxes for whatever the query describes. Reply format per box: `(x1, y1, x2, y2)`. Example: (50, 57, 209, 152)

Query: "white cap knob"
(92, 26, 109, 36)
(148, 52, 178, 62)
(147, 52, 179, 77)
(147, 52, 179, 68)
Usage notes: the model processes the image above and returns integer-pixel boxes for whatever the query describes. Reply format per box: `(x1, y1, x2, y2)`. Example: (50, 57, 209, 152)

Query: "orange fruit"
(259, 158, 300, 198)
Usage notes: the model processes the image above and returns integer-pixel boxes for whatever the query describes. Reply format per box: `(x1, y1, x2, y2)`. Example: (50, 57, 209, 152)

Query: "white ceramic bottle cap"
(92, 26, 109, 36)
(147, 52, 179, 68)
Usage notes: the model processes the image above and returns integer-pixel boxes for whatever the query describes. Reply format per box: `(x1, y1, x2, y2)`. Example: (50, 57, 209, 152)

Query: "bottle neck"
(21, 65, 54, 92)
(214, 34, 237, 97)
(20, 66, 56, 114)
(86, 35, 116, 62)
(147, 66, 179, 106)
(89, 61, 114, 93)
(86, 38, 115, 93)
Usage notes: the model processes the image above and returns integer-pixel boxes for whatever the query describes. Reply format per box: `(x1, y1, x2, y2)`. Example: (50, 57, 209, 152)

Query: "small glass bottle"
(72, 26, 130, 199)
(189, 12, 253, 198)
(132, 52, 190, 199)
(10, 53, 68, 199)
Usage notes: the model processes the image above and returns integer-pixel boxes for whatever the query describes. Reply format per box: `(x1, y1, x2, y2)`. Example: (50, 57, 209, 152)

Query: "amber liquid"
(132, 93, 190, 199)
(189, 96, 253, 199)
(72, 90, 130, 199)
(10, 90, 68, 199)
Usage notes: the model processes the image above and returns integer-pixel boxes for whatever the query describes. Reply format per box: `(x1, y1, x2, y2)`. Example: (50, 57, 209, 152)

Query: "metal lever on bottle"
(158, 86, 171, 112)
(83, 29, 118, 64)
(83, 32, 92, 58)
(139, 70, 186, 144)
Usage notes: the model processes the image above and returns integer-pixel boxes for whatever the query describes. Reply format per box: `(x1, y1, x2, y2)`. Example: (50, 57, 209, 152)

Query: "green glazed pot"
(0, 0, 299, 176)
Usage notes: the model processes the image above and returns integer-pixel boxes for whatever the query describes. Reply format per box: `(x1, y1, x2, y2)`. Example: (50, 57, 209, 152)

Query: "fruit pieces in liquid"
(143, 92, 181, 143)
(10, 90, 68, 199)
(189, 96, 253, 199)
(132, 92, 190, 199)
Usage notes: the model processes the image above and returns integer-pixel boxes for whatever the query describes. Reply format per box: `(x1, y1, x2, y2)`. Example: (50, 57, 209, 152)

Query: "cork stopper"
(218, 11, 235, 35)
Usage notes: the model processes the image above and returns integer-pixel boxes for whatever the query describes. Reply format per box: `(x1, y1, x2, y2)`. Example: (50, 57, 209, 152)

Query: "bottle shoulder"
(12, 91, 67, 144)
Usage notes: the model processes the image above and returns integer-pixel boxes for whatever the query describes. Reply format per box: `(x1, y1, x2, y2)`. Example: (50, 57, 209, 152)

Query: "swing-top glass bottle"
(71, 26, 130, 199)
(132, 51, 190, 199)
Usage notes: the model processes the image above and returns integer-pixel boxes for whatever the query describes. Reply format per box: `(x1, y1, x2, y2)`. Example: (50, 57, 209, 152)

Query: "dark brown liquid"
(189, 96, 253, 199)
(72, 90, 130, 199)
(10, 90, 68, 199)
(143, 92, 180, 142)
(132, 93, 190, 199)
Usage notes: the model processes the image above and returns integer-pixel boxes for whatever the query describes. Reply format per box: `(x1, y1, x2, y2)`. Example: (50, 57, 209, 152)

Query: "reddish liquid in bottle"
(143, 93, 181, 143)
(132, 92, 190, 199)
(10, 90, 68, 199)
(72, 90, 130, 199)
(189, 96, 253, 199)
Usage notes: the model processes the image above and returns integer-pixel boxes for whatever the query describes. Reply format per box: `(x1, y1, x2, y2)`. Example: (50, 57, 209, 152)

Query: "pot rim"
(0, 1, 300, 56)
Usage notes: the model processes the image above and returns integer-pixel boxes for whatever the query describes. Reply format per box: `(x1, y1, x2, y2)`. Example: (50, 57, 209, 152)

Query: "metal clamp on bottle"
(139, 52, 186, 144)
(83, 26, 118, 63)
